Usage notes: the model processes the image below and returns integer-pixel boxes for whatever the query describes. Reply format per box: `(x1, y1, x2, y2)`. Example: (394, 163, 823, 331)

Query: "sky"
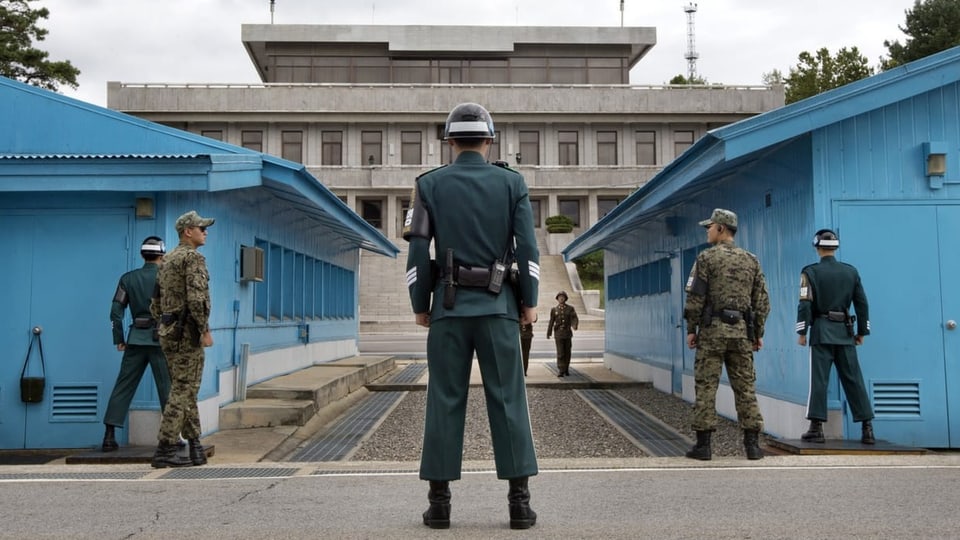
(33, 0, 915, 107)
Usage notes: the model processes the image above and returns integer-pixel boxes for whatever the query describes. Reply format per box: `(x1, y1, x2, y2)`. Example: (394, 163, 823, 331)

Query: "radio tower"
(684, 3, 700, 82)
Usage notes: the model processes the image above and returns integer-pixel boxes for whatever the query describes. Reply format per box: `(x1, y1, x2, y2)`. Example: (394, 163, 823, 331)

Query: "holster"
(442, 248, 456, 309)
(716, 309, 743, 325)
(701, 303, 713, 327)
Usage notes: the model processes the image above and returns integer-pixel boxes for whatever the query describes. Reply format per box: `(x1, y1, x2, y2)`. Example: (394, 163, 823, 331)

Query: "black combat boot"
(101, 425, 119, 452)
(685, 430, 712, 461)
(422, 481, 451, 529)
(151, 443, 192, 469)
(188, 438, 207, 466)
(508, 477, 537, 530)
(861, 420, 876, 445)
(801, 420, 825, 443)
(744, 429, 764, 460)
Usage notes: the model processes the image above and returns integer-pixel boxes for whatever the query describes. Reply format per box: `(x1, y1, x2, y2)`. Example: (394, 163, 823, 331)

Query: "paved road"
(359, 331, 605, 357)
(2, 456, 959, 538)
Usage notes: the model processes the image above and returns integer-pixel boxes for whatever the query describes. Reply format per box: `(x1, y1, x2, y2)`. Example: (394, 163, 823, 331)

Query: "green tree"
(669, 74, 708, 85)
(882, 0, 960, 70)
(761, 69, 784, 87)
(0, 0, 80, 91)
(784, 47, 874, 104)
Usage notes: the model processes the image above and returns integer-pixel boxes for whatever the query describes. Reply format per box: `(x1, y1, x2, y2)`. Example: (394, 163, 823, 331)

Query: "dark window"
(598, 197, 621, 218)
(362, 131, 382, 165)
(360, 199, 384, 229)
(559, 199, 581, 227)
(489, 131, 501, 161)
(241, 130, 263, 152)
(401, 131, 422, 165)
(201, 130, 223, 141)
(636, 131, 657, 165)
(674, 130, 695, 157)
(597, 131, 618, 165)
(530, 199, 542, 228)
(518, 131, 540, 165)
(558, 131, 578, 166)
(282, 131, 303, 163)
(322, 131, 343, 165)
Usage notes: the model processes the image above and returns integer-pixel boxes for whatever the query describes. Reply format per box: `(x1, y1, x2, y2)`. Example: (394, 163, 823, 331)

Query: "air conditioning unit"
(240, 245, 264, 282)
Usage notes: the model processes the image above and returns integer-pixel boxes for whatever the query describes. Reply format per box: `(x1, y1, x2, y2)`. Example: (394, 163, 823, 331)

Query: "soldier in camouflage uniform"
(546, 291, 578, 377)
(796, 229, 875, 444)
(102, 236, 171, 452)
(684, 208, 770, 461)
(150, 210, 215, 468)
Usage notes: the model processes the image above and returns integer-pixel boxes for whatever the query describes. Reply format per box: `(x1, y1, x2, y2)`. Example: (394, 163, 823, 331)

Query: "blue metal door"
(839, 204, 958, 447)
(0, 210, 130, 449)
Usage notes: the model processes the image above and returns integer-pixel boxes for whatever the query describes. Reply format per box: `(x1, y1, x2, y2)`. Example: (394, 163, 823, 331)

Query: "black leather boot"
(801, 419, 825, 443)
(861, 420, 876, 444)
(422, 481, 451, 529)
(101, 425, 119, 452)
(685, 430, 712, 461)
(189, 438, 207, 466)
(744, 429, 764, 460)
(151, 443, 192, 469)
(508, 477, 537, 529)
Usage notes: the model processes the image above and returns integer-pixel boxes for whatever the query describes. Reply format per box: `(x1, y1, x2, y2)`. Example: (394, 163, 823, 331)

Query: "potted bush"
(545, 214, 574, 234)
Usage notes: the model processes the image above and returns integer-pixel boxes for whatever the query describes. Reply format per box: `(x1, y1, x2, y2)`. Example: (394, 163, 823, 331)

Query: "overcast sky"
(35, 0, 913, 106)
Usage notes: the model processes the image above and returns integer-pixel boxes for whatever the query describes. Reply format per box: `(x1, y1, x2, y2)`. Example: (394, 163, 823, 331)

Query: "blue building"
(566, 46, 960, 448)
(0, 76, 397, 450)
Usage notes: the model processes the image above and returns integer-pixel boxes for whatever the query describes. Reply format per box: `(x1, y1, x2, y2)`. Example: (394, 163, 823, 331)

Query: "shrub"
(545, 214, 574, 233)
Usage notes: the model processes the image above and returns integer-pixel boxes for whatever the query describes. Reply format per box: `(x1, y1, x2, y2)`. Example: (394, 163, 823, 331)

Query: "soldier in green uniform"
(102, 237, 171, 452)
(546, 291, 578, 377)
(150, 211, 215, 468)
(684, 208, 770, 461)
(403, 103, 540, 530)
(520, 321, 534, 376)
(796, 229, 875, 444)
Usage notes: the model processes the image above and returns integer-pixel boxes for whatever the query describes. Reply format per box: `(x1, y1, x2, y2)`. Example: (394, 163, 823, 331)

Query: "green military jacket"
(151, 241, 211, 341)
(111, 262, 161, 346)
(547, 304, 578, 339)
(403, 151, 539, 320)
(684, 240, 770, 340)
(797, 255, 870, 345)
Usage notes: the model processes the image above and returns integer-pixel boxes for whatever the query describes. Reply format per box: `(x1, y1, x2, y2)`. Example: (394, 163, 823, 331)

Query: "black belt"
(439, 265, 492, 288)
(712, 309, 743, 324)
(818, 311, 847, 322)
(133, 317, 156, 329)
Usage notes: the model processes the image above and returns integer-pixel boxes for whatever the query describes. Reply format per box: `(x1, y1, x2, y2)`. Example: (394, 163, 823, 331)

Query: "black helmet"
(140, 236, 166, 258)
(556, 290, 569, 301)
(813, 229, 839, 249)
(443, 102, 495, 140)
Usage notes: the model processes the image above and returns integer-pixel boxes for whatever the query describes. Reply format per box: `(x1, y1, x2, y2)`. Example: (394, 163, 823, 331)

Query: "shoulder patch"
(416, 165, 447, 180)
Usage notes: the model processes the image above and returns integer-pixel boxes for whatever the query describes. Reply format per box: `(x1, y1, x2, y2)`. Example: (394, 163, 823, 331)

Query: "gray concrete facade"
(107, 25, 784, 240)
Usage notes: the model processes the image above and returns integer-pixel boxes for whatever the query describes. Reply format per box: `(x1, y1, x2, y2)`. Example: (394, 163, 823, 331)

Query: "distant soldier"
(519, 321, 534, 376)
(684, 208, 770, 461)
(102, 237, 171, 452)
(546, 291, 578, 377)
(796, 229, 875, 444)
(150, 211, 214, 468)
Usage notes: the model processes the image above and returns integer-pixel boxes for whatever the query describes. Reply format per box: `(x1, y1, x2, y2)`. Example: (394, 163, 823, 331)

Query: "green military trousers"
(554, 338, 572, 373)
(806, 344, 874, 423)
(420, 316, 539, 481)
(157, 339, 204, 445)
(104, 345, 171, 428)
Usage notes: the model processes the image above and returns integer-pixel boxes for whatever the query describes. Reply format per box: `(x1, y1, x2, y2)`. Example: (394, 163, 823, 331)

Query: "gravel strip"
(351, 384, 772, 461)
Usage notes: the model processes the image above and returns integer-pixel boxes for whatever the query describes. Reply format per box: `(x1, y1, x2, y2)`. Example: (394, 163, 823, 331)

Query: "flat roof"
(242, 24, 656, 77)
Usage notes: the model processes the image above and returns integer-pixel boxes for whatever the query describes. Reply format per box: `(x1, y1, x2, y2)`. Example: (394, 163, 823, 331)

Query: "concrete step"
(219, 356, 395, 430)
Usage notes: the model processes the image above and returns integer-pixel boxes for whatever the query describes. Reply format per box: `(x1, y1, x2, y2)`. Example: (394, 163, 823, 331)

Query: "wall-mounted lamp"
(924, 141, 948, 189)
(135, 197, 154, 219)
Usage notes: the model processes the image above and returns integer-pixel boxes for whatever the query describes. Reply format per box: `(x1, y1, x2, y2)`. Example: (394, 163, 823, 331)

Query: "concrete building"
(565, 46, 960, 448)
(107, 24, 784, 242)
(0, 75, 396, 450)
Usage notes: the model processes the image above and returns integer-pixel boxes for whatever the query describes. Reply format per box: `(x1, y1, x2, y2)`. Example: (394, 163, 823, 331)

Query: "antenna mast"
(683, 3, 699, 82)
(270, 0, 276, 24)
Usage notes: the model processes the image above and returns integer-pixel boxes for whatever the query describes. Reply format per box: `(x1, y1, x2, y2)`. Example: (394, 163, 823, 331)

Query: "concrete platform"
(768, 438, 927, 455)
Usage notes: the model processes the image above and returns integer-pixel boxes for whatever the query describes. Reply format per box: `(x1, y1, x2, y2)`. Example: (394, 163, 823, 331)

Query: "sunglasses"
(194, 226, 207, 233)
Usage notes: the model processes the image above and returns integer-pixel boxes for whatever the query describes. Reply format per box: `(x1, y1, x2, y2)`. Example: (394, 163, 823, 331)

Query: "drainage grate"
(288, 391, 403, 462)
(544, 365, 584, 380)
(0, 472, 147, 481)
(577, 389, 690, 457)
(390, 363, 427, 384)
(159, 467, 299, 480)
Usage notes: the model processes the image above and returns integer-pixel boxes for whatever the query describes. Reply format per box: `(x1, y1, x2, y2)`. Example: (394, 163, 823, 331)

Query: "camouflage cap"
(175, 210, 215, 233)
(698, 208, 738, 229)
